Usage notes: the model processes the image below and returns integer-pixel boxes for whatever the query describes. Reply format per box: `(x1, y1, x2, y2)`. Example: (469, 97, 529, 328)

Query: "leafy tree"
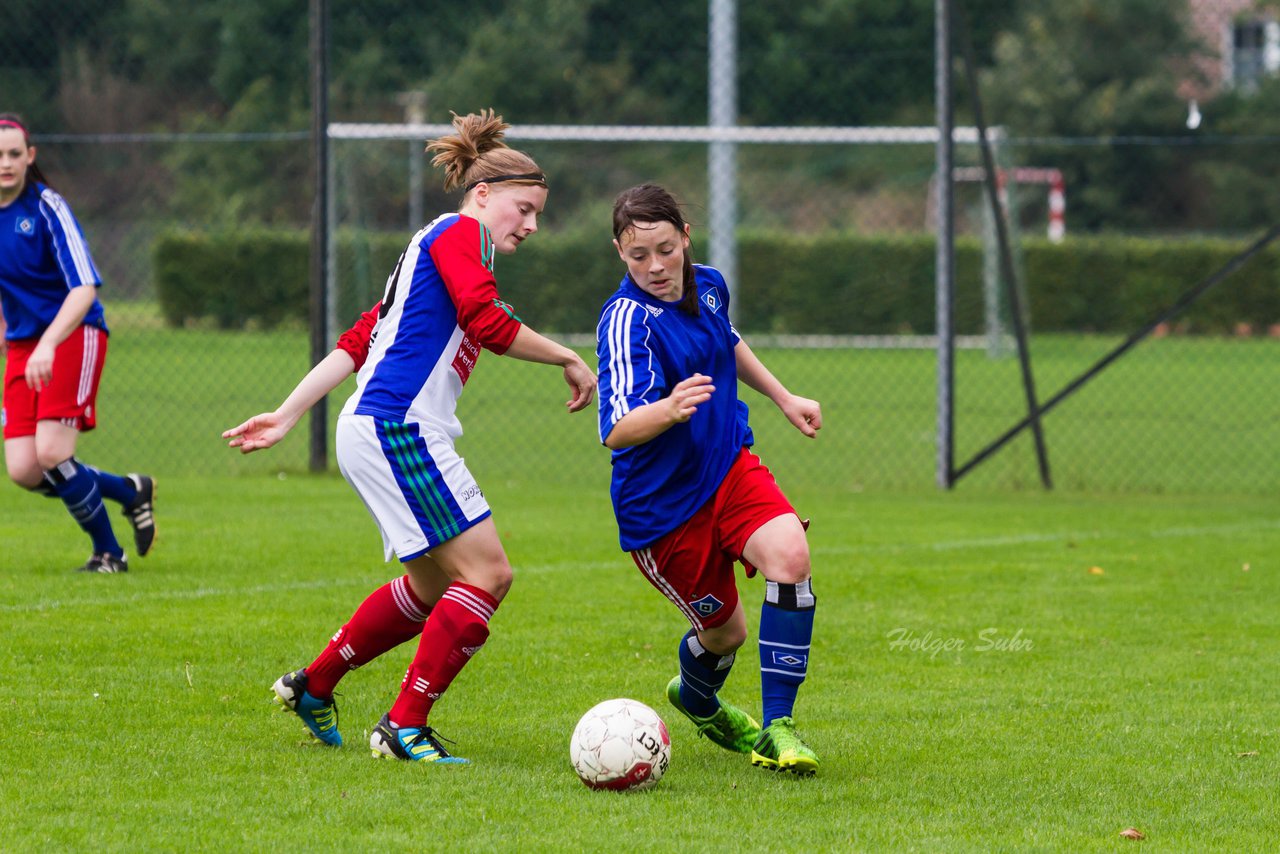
(978, 0, 1204, 231)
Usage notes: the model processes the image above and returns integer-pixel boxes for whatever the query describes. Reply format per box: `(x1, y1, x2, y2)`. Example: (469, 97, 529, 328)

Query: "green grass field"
(65, 305, 1280, 494)
(1, 474, 1278, 851)
(2, 310, 1277, 850)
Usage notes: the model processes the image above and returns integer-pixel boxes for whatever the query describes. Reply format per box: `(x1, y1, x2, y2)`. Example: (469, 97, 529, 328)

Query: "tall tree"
(978, 0, 1202, 231)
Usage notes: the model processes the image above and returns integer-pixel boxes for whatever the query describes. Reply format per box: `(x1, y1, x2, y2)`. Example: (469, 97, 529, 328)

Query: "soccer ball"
(570, 698, 671, 791)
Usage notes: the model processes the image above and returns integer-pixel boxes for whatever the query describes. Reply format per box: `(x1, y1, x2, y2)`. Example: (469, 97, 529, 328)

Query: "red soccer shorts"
(630, 447, 799, 631)
(2, 325, 108, 439)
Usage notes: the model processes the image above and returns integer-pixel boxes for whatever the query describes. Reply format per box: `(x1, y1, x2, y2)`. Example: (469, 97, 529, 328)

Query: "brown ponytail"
(426, 109, 545, 196)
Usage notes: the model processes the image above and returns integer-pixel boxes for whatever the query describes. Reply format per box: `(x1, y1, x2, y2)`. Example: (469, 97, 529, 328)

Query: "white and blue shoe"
(272, 670, 342, 747)
(369, 713, 468, 764)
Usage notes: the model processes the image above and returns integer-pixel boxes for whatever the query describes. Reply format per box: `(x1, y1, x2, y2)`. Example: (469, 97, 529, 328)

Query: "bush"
(155, 228, 1280, 334)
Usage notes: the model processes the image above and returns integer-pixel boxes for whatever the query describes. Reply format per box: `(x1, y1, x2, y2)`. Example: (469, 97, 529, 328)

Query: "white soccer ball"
(570, 698, 671, 791)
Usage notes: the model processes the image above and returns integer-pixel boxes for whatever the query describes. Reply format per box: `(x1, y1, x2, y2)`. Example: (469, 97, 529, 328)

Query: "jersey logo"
(702, 289, 722, 314)
(771, 650, 808, 668)
(689, 593, 725, 617)
(15, 217, 36, 236)
(645, 305, 664, 317)
(451, 335, 481, 385)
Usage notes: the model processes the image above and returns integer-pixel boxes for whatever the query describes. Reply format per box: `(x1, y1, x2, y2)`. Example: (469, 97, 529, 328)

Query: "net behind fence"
(4, 0, 1276, 495)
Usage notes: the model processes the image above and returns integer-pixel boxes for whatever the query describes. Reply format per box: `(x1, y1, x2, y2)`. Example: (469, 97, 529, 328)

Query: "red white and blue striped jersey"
(0, 182, 107, 340)
(596, 265, 753, 551)
(339, 213, 522, 437)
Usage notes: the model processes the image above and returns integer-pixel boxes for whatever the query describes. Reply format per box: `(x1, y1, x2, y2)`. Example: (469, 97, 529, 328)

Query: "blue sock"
(46, 459, 124, 557)
(678, 629, 736, 718)
(81, 461, 137, 505)
(759, 579, 816, 728)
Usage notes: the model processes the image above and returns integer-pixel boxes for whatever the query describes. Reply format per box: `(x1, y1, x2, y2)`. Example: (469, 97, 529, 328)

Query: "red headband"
(0, 119, 30, 143)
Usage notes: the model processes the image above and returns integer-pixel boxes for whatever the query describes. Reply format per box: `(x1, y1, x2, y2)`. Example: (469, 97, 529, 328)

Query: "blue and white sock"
(80, 461, 138, 506)
(678, 629, 736, 718)
(759, 579, 816, 727)
(46, 459, 124, 558)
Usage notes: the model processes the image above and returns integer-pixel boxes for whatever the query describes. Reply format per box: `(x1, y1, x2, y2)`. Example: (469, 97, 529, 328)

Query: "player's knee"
(701, 621, 747, 655)
(477, 560, 513, 603)
(761, 539, 811, 585)
(35, 447, 72, 472)
(6, 459, 44, 490)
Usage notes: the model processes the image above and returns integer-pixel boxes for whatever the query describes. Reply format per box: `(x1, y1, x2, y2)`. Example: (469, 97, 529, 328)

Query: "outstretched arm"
(735, 339, 821, 438)
(222, 348, 356, 453)
(502, 325, 597, 413)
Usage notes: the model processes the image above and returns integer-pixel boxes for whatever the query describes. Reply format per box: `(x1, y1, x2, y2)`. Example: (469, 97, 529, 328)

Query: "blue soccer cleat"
(369, 713, 468, 764)
(272, 669, 342, 747)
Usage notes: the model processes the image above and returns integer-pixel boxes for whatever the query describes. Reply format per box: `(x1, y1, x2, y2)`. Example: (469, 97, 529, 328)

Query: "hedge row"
(154, 228, 1280, 335)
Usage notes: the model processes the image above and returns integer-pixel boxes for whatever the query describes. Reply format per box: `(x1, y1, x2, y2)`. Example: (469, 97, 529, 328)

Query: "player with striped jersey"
(223, 110, 595, 764)
(596, 184, 823, 775)
(0, 113, 156, 574)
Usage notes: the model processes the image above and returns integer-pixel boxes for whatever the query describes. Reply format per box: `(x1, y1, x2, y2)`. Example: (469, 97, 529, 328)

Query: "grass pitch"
(1, 474, 1277, 851)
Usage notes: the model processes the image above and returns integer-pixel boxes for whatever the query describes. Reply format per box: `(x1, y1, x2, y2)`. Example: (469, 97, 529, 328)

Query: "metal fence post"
(709, 0, 738, 319)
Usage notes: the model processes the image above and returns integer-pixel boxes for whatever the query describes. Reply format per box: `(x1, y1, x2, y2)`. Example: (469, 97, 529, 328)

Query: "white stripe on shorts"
(635, 548, 704, 630)
(77, 326, 97, 405)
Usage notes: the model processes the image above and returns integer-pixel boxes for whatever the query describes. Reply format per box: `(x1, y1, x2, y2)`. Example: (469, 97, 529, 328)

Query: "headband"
(0, 119, 30, 143)
(463, 172, 547, 193)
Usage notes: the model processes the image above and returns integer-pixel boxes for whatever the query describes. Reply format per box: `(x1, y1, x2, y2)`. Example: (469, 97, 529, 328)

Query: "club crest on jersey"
(702, 289, 722, 314)
(689, 593, 725, 617)
(15, 217, 35, 236)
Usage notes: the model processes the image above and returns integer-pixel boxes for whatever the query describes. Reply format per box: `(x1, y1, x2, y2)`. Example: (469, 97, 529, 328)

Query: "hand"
(223, 412, 293, 454)
(562, 355, 597, 413)
(665, 374, 715, 424)
(780, 393, 822, 438)
(24, 342, 56, 392)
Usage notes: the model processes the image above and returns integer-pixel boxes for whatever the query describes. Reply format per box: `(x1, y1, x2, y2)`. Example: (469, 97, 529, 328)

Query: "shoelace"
(407, 726, 457, 758)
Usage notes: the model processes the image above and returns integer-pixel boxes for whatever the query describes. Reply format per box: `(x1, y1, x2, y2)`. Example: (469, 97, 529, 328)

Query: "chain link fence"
(4, 0, 1277, 494)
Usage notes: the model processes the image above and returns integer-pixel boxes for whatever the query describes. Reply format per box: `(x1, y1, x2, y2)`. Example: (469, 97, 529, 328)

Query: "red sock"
(388, 582, 497, 728)
(304, 575, 432, 699)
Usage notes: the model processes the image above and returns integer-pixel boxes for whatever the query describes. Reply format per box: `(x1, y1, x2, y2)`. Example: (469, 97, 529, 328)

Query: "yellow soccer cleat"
(750, 716, 819, 776)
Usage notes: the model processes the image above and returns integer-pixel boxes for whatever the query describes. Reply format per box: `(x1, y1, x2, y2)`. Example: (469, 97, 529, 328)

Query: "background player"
(596, 183, 822, 775)
(223, 109, 596, 764)
(0, 113, 156, 574)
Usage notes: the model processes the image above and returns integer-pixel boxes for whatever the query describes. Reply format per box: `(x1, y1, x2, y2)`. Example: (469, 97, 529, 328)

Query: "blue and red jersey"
(0, 181, 107, 340)
(596, 264, 753, 551)
(338, 213, 523, 438)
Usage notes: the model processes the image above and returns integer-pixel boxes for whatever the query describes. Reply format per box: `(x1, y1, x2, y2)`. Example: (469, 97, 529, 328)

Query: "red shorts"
(2, 326, 108, 439)
(630, 447, 798, 630)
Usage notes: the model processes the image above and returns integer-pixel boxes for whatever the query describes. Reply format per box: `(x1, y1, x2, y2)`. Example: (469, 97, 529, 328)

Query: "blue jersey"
(0, 181, 107, 340)
(597, 264, 753, 551)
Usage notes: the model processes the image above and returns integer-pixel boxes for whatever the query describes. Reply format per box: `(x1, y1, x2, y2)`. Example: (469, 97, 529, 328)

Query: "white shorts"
(336, 414, 491, 562)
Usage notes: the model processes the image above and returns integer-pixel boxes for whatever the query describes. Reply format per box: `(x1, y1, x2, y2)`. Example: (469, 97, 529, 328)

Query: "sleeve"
(428, 217, 523, 354)
(39, 190, 102, 289)
(334, 301, 381, 370)
(596, 299, 665, 444)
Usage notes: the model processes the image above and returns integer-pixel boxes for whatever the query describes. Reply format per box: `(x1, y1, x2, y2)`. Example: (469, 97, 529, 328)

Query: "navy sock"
(759, 579, 816, 727)
(80, 461, 137, 505)
(678, 629, 736, 718)
(46, 459, 123, 557)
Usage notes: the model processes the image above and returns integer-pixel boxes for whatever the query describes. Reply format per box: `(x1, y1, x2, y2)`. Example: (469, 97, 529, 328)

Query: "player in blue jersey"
(596, 184, 822, 775)
(223, 110, 596, 764)
(0, 114, 156, 574)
